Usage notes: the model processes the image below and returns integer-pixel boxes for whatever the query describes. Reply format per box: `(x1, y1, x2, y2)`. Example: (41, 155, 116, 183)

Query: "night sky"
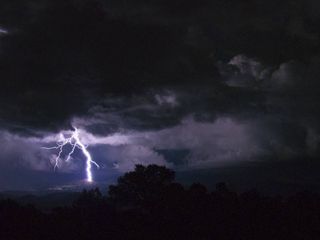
(1, 0, 320, 192)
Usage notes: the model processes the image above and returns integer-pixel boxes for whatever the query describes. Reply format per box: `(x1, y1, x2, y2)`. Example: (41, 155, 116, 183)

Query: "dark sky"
(1, 0, 320, 192)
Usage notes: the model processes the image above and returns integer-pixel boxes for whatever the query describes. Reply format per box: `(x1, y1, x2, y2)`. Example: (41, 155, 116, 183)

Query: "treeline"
(1, 164, 320, 240)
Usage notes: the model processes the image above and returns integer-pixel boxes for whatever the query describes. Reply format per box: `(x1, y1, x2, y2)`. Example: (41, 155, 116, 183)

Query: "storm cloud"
(1, 0, 320, 190)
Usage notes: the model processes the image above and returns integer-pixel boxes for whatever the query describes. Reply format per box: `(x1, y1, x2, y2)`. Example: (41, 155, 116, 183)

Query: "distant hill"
(0, 191, 80, 211)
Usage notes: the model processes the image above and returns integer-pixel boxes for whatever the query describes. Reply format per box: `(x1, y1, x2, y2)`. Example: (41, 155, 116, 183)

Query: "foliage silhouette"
(1, 165, 320, 240)
(108, 164, 175, 207)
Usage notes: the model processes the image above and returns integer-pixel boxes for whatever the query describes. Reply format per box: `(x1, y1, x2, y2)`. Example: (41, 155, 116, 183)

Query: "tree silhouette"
(2, 165, 320, 240)
(108, 164, 175, 207)
(73, 188, 103, 208)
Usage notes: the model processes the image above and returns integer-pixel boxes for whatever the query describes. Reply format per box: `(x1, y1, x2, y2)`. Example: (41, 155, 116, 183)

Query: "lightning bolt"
(43, 127, 99, 182)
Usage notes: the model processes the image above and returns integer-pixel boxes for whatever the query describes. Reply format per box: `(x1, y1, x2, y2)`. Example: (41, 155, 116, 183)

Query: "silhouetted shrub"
(2, 165, 320, 240)
(108, 164, 175, 208)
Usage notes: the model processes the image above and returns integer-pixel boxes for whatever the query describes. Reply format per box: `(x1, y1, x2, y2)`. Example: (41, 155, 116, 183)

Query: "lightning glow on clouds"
(0, 113, 274, 185)
(42, 128, 100, 182)
(0, 27, 8, 34)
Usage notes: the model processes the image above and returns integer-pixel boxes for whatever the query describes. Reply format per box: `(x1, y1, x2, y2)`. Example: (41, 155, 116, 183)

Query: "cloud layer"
(1, 0, 320, 189)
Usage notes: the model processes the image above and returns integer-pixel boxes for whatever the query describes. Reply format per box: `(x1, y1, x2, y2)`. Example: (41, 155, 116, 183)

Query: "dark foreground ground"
(1, 165, 320, 240)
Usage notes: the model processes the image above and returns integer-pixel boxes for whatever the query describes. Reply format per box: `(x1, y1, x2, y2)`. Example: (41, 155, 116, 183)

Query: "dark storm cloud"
(107, 0, 320, 61)
(2, 0, 320, 135)
(68, 84, 267, 137)
(217, 53, 320, 159)
(0, 0, 216, 133)
(1, 0, 320, 190)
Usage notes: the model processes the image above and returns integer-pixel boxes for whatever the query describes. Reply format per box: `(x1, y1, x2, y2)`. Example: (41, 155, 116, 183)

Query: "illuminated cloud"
(0, 27, 8, 35)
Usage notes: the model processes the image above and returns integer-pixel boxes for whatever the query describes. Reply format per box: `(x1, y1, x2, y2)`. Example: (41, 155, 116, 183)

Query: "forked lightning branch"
(42, 128, 100, 182)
